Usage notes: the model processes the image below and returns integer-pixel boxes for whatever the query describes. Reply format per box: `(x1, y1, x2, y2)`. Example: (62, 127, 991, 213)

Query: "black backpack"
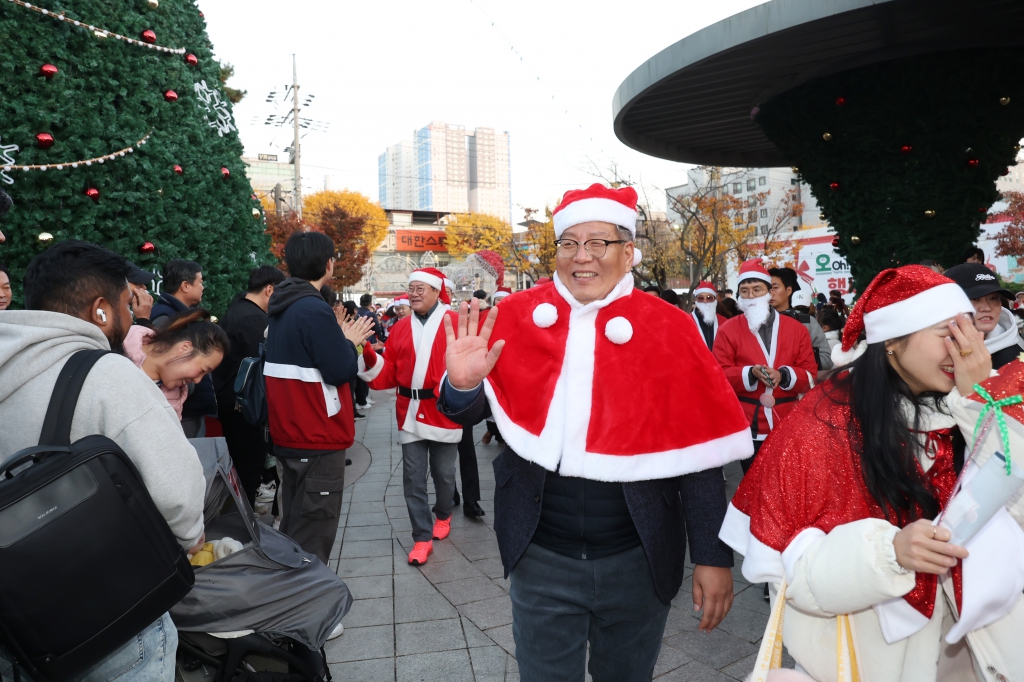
(0, 349, 195, 681)
(234, 342, 268, 426)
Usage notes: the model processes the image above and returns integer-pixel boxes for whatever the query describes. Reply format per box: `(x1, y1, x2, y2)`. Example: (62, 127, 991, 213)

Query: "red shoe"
(432, 516, 451, 540)
(407, 541, 433, 565)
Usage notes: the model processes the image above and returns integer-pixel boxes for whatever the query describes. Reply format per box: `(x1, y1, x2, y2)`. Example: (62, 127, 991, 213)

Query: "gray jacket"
(0, 310, 206, 547)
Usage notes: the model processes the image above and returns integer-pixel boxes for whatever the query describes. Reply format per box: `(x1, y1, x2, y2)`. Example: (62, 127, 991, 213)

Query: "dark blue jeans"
(509, 542, 671, 682)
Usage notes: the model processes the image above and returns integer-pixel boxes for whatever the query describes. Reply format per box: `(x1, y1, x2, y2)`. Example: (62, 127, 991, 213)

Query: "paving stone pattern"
(326, 390, 790, 681)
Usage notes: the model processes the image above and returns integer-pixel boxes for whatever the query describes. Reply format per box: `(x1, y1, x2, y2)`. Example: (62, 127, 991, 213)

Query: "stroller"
(173, 438, 352, 682)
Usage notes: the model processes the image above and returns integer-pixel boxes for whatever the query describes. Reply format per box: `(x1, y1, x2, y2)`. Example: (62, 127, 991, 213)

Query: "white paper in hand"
(940, 452, 1024, 547)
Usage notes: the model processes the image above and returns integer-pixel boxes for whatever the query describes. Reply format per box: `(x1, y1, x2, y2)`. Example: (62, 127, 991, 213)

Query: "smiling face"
(150, 341, 224, 389)
(970, 292, 1002, 335)
(556, 221, 633, 305)
(886, 319, 960, 394)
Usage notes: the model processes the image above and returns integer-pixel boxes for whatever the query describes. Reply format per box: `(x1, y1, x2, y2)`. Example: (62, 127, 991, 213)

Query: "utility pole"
(291, 54, 302, 218)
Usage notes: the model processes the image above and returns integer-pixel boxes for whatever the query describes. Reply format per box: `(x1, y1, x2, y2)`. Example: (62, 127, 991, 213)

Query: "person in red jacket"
(691, 281, 727, 350)
(358, 267, 464, 565)
(713, 259, 817, 473)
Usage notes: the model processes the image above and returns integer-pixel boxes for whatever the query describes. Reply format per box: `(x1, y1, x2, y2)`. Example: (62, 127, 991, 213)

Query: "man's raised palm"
(444, 299, 504, 390)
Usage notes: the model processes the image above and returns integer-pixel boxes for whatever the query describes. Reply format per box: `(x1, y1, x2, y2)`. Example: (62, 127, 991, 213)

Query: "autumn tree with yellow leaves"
(443, 212, 515, 260)
(304, 190, 389, 253)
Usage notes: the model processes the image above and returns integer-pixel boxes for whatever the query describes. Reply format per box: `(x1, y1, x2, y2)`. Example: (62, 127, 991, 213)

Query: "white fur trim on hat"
(632, 248, 642, 267)
(738, 271, 772, 286)
(831, 339, 867, 367)
(409, 271, 442, 290)
(605, 317, 633, 344)
(694, 285, 717, 297)
(863, 282, 975, 344)
(553, 198, 638, 238)
(492, 290, 511, 301)
(533, 303, 558, 328)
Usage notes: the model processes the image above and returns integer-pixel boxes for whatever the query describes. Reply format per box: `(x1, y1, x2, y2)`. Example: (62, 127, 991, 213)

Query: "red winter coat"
(713, 311, 817, 439)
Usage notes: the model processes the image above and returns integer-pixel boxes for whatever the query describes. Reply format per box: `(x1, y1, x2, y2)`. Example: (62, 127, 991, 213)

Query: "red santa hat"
(693, 281, 717, 297)
(492, 286, 512, 302)
(408, 267, 451, 305)
(393, 294, 410, 307)
(832, 265, 975, 366)
(553, 184, 642, 267)
(736, 259, 772, 286)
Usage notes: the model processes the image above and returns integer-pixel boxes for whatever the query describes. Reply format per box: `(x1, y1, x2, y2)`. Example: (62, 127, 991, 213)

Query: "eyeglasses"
(694, 294, 717, 303)
(407, 285, 430, 295)
(553, 239, 627, 259)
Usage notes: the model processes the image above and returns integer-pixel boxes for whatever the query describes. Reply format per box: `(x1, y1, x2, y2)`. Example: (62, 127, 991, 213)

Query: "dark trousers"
(457, 426, 481, 504)
(740, 439, 765, 475)
(353, 378, 369, 407)
(219, 405, 267, 507)
(509, 543, 670, 682)
(402, 440, 457, 542)
(276, 448, 346, 564)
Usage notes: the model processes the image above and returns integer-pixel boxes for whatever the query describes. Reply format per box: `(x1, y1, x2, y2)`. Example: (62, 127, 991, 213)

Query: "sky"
(203, 0, 767, 223)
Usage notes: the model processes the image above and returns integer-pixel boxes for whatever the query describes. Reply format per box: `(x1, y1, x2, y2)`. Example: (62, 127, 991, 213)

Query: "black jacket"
(151, 291, 217, 419)
(213, 294, 269, 408)
(438, 384, 733, 605)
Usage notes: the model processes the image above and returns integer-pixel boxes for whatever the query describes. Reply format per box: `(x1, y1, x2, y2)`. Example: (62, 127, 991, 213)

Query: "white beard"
(737, 293, 771, 333)
(694, 301, 718, 324)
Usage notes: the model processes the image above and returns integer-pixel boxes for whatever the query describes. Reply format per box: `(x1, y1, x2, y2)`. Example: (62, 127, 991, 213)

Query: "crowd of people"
(2, 181, 1024, 681)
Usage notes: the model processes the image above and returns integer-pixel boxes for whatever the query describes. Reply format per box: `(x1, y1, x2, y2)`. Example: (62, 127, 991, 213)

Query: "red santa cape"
(476, 272, 752, 481)
(359, 303, 462, 444)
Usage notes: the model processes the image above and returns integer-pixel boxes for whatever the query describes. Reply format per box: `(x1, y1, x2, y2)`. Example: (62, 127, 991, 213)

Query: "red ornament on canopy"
(139, 241, 156, 254)
(85, 187, 99, 202)
(831, 237, 840, 247)
(173, 164, 183, 175)
(141, 29, 157, 43)
(829, 182, 840, 191)
(185, 53, 198, 66)
(967, 158, 980, 168)
(39, 64, 58, 78)
(36, 132, 54, 149)
(835, 96, 846, 106)
(163, 89, 178, 102)
(220, 167, 231, 178)
(900, 145, 912, 154)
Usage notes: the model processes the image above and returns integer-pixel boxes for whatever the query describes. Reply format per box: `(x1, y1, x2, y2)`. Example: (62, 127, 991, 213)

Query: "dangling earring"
(886, 350, 894, 355)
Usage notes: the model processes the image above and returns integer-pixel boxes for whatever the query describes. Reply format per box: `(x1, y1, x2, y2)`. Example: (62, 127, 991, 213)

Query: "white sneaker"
(327, 623, 344, 640)
(365, 397, 375, 405)
(255, 482, 277, 504)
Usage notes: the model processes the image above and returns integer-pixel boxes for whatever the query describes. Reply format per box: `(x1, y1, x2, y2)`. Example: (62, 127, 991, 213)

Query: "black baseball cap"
(944, 263, 1012, 300)
(126, 261, 156, 286)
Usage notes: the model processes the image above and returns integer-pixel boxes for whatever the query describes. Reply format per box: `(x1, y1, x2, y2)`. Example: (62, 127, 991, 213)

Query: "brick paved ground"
(325, 389, 790, 681)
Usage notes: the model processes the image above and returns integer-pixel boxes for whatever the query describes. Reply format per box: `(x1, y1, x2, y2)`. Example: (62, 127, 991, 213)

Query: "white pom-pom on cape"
(831, 339, 867, 367)
(632, 248, 642, 266)
(533, 303, 558, 328)
(605, 316, 633, 344)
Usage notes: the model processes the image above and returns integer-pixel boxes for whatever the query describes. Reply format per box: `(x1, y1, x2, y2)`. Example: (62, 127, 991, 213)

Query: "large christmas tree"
(0, 0, 271, 312)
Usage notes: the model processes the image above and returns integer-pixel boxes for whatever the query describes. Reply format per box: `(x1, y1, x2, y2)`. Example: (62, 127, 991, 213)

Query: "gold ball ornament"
(38, 232, 54, 243)
(791, 167, 800, 174)
(924, 210, 936, 218)
(822, 132, 832, 141)
(210, 316, 218, 324)
(1000, 97, 1011, 106)
(850, 235, 861, 245)
(147, 0, 159, 7)
(252, 208, 261, 218)
(819, 212, 827, 220)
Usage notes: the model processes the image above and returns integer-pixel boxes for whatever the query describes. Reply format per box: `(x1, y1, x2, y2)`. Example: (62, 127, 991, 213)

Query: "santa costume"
(691, 281, 727, 350)
(719, 266, 1024, 681)
(492, 286, 512, 303)
(359, 268, 463, 561)
(713, 260, 817, 458)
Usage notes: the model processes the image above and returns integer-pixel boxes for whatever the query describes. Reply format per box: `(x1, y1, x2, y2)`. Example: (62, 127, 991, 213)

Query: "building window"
(748, 210, 757, 222)
(759, 176, 766, 186)
(747, 179, 756, 191)
(760, 224, 769, 235)
(760, 208, 768, 218)
(733, 182, 742, 193)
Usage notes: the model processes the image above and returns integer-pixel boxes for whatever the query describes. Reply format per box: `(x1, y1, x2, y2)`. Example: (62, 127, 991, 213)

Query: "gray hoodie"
(0, 310, 205, 548)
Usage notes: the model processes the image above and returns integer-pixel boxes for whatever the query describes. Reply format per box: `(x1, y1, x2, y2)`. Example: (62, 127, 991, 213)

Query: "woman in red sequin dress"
(719, 266, 1024, 681)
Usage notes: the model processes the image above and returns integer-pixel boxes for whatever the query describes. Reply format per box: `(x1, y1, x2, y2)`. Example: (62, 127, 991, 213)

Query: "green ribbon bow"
(972, 384, 1024, 475)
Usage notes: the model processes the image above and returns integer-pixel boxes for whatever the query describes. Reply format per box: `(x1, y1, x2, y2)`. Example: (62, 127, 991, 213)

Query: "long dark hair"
(828, 341, 956, 524)
(146, 309, 229, 359)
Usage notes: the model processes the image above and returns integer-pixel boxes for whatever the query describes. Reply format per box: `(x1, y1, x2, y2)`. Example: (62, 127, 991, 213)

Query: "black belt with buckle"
(398, 385, 435, 400)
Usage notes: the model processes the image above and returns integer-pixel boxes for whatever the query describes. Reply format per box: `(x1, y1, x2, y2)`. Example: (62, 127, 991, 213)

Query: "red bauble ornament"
(199, 11, 204, 18)
(163, 89, 178, 102)
(1002, 168, 1010, 176)
(36, 132, 54, 149)
(900, 145, 912, 154)
(829, 182, 840, 191)
(39, 63, 58, 78)
(173, 164, 183, 175)
(141, 29, 157, 43)
(139, 241, 156, 254)
(84, 187, 100, 202)
(967, 158, 980, 168)
(831, 237, 840, 247)
(185, 53, 198, 66)
(220, 167, 230, 178)
(835, 96, 847, 106)
(980, 207, 988, 213)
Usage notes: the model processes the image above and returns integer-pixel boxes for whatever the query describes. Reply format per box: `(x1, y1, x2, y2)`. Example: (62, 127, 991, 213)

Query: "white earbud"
(97, 309, 107, 323)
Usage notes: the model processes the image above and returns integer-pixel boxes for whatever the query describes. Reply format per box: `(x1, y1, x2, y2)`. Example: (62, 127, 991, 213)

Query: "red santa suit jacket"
(474, 272, 752, 482)
(359, 304, 462, 444)
(713, 311, 817, 440)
